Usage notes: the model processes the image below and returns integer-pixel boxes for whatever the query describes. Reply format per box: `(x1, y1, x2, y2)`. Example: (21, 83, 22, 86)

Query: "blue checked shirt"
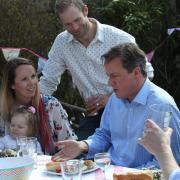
(85, 78, 180, 168)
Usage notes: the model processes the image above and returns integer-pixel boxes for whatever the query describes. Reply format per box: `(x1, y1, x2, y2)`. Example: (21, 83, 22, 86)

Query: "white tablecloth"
(30, 155, 139, 180)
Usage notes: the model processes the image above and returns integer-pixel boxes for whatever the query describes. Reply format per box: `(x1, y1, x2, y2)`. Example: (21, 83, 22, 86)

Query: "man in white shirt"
(39, 0, 153, 139)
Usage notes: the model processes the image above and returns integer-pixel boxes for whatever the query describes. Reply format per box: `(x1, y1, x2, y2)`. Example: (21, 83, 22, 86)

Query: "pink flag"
(146, 51, 154, 62)
(37, 57, 47, 74)
(167, 28, 180, 35)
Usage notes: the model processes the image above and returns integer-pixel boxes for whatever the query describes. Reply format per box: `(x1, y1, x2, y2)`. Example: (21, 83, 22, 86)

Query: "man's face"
(104, 58, 138, 101)
(58, 5, 89, 39)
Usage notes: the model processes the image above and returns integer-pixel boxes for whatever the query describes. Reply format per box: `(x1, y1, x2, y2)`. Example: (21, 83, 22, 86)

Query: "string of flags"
(0, 47, 47, 74)
(0, 28, 179, 73)
(145, 28, 180, 62)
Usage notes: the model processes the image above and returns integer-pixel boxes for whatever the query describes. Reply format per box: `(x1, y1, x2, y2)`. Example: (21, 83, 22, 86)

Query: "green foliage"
(0, 0, 59, 55)
(0, 0, 84, 117)
(0, 0, 179, 108)
(152, 31, 180, 105)
(88, 0, 168, 51)
(87, 0, 180, 107)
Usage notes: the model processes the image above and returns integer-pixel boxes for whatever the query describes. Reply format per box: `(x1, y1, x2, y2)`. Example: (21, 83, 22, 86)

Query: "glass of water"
(60, 159, 82, 180)
(147, 104, 172, 130)
(16, 137, 37, 168)
(16, 136, 28, 156)
(27, 137, 37, 165)
(94, 152, 111, 179)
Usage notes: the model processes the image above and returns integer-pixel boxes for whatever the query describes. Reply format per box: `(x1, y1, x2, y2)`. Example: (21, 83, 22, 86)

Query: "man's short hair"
(103, 43, 147, 77)
(55, 0, 85, 14)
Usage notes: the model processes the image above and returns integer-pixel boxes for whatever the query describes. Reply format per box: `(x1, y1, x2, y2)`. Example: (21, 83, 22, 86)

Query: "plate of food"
(44, 159, 98, 175)
(0, 149, 17, 158)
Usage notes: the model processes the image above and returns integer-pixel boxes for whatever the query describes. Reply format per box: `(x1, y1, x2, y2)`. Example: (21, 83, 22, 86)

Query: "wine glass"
(94, 152, 111, 179)
(147, 104, 172, 130)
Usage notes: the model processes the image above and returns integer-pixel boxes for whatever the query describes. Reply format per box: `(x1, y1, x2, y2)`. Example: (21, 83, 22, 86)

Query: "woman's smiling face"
(11, 65, 38, 102)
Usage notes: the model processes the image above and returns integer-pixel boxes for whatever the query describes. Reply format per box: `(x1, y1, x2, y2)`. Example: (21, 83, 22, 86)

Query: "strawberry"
(55, 166, 61, 173)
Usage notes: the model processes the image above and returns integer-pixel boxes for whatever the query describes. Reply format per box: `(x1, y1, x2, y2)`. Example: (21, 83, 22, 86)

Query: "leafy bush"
(87, 0, 180, 107)
(0, 0, 179, 108)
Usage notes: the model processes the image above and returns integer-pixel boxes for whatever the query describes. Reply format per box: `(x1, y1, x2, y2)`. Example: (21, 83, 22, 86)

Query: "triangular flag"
(146, 61, 154, 80)
(167, 28, 180, 35)
(146, 51, 154, 62)
(2, 48, 21, 61)
(37, 57, 47, 74)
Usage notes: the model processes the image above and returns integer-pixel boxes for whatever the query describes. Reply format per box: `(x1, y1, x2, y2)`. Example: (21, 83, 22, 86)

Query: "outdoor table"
(29, 155, 145, 180)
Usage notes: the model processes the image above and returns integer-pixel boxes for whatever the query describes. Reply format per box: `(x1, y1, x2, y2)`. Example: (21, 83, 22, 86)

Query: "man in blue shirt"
(52, 43, 180, 168)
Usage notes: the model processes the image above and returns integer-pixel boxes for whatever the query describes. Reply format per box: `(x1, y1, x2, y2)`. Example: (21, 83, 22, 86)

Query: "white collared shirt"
(40, 19, 153, 99)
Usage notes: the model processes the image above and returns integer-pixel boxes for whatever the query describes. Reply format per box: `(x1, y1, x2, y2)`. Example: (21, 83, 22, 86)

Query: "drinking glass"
(60, 159, 82, 180)
(85, 97, 98, 116)
(147, 104, 172, 130)
(16, 137, 37, 167)
(27, 137, 38, 167)
(94, 152, 111, 179)
(16, 136, 28, 156)
(85, 93, 101, 116)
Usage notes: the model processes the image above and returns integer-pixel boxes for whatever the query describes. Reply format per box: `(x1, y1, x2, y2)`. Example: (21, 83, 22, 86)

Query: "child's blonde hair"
(11, 106, 38, 137)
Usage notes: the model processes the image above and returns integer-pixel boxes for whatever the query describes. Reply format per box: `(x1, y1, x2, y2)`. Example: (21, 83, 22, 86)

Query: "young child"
(0, 106, 42, 154)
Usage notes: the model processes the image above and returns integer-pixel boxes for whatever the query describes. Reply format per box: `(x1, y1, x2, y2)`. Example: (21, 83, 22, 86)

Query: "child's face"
(10, 114, 29, 138)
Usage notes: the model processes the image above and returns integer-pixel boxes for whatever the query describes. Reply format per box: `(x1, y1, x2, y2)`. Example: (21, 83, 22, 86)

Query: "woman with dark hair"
(0, 57, 77, 154)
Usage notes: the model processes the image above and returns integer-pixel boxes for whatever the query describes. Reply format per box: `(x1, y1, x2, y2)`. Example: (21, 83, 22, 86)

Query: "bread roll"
(113, 170, 153, 180)
(46, 161, 61, 172)
(84, 160, 94, 169)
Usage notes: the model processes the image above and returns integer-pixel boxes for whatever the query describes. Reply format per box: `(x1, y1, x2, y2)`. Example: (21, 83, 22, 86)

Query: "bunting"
(2, 48, 20, 61)
(145, 28, 180, 62)
(37, 57, 47, 74)
(0, 47, 47, 74)
(0, 27, 179, 72)
(167, 28, 180, 35)
(146, 51, 154, 62)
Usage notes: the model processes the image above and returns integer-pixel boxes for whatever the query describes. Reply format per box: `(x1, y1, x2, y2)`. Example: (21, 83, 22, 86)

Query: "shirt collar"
(92, 18, 104, 42)
(132, 78, 151, 105)
(67, 18, 104, 43)
(67, 31, 74, 42)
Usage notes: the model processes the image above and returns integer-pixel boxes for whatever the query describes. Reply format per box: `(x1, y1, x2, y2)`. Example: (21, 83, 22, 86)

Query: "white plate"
(44, 165, 99, 176)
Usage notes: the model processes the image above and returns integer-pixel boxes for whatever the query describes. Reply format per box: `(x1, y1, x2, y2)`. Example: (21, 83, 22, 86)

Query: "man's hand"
(51, 140, 88, 161)
(85, 93, 111, 115)
(138, 119, 172, 157)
